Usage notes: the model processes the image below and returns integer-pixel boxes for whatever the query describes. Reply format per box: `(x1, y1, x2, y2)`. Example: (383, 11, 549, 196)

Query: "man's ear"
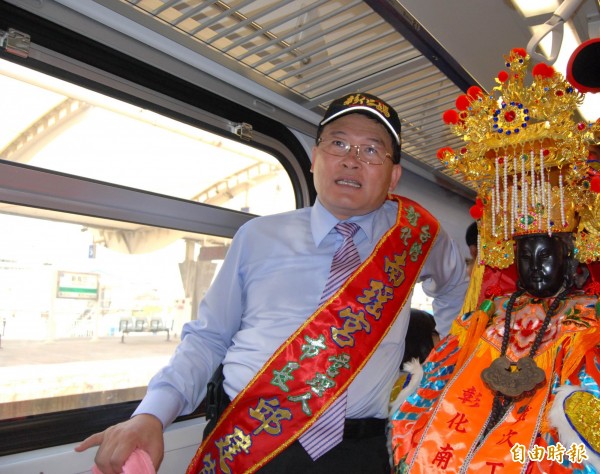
(388, 163, 402, 192)
(310, 145, 318, 172)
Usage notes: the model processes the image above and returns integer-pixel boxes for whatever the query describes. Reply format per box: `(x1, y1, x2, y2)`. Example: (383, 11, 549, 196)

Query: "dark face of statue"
(515, 234, 568, 297)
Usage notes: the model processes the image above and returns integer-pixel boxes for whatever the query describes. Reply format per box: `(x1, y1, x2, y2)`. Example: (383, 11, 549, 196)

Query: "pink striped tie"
(299, 222, 361, 460)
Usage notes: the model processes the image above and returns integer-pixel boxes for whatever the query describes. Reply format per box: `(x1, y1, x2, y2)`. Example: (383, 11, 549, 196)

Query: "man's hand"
(75, 414, 164, 474)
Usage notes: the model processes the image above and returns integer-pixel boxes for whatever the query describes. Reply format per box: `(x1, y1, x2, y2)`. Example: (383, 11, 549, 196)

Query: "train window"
(0, 203, 235, 421)
(0, 57, 296, 216)
(0, 57, 303, 428)
(411, 282, 434, 315)
(0, 29, 311, 455)
(0, 0, 315, 454)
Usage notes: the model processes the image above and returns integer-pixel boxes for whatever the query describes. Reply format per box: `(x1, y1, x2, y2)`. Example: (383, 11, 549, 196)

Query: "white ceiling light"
(513, 0, 597, 122)
(513, 0, 560, 18)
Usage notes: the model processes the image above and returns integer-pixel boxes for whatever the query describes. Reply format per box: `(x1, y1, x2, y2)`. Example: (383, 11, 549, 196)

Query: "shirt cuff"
(132, 385, 186, 429)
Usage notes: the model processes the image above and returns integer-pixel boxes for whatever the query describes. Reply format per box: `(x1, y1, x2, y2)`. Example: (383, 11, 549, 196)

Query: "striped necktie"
(299, 221, 361, 460)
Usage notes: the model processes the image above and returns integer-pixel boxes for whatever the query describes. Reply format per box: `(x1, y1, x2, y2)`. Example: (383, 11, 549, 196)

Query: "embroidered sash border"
(187, 194, 439, 474)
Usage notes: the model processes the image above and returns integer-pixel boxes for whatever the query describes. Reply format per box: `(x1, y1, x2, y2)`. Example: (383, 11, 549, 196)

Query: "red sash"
(187, 194, 439, 474)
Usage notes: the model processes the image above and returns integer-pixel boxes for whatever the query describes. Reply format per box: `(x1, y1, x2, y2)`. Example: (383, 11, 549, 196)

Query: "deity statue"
(390, 48, 600, 474)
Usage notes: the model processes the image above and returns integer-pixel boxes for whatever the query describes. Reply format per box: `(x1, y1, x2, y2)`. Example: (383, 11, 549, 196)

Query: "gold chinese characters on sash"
(187, 194, 440, 474)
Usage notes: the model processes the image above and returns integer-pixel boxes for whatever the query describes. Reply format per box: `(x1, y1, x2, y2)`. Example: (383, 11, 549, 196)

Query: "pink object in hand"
(92, 448, 155, 474)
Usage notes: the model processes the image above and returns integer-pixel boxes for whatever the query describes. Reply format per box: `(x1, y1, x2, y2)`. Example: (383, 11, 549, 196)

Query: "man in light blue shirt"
(78, 93, 468, 474)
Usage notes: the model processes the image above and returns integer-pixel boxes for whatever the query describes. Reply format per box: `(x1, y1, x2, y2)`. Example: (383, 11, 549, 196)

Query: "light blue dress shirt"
(135, 198, 468, 427)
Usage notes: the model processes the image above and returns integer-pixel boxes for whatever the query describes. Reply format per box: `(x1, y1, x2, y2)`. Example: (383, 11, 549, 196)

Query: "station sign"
(57, 271, 99, 300)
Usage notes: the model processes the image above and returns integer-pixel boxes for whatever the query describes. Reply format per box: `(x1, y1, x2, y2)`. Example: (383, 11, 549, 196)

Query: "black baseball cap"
(319, 93, 401, 145)
(567, 38, 600, 94)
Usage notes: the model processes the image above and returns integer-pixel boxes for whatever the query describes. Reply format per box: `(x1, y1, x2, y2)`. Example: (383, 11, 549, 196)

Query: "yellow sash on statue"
(406, 344, 552, 474)
(187, 194, 440, 474)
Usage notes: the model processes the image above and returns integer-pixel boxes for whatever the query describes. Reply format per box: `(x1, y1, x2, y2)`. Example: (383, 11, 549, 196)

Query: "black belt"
(207, 394, 386, 441)
(343, 418, 386, 439)
(205, 366, 386, 441)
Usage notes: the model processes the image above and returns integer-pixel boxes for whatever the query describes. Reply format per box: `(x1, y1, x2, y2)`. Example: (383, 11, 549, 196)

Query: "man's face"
(311, 113, 402, 220)
(516, 234, 567, 297)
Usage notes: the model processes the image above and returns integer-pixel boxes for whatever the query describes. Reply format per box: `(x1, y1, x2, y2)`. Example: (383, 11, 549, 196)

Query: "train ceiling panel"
(61, 0, 598, 196)
(105, 0, 471, 192)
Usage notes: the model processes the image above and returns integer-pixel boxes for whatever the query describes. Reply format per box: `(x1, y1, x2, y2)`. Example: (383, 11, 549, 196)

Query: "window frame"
(0, 0, 315, 456)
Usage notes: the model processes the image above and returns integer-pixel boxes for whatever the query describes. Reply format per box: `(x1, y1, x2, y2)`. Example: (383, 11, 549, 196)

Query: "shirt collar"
(310, 198, 377, 246)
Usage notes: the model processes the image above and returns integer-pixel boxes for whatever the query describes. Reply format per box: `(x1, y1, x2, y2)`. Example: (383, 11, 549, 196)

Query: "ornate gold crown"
(437, 48, 600, 268)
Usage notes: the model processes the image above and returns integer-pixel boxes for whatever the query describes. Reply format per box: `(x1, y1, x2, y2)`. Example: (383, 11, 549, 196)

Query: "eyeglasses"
(317, 137, 393, 165)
